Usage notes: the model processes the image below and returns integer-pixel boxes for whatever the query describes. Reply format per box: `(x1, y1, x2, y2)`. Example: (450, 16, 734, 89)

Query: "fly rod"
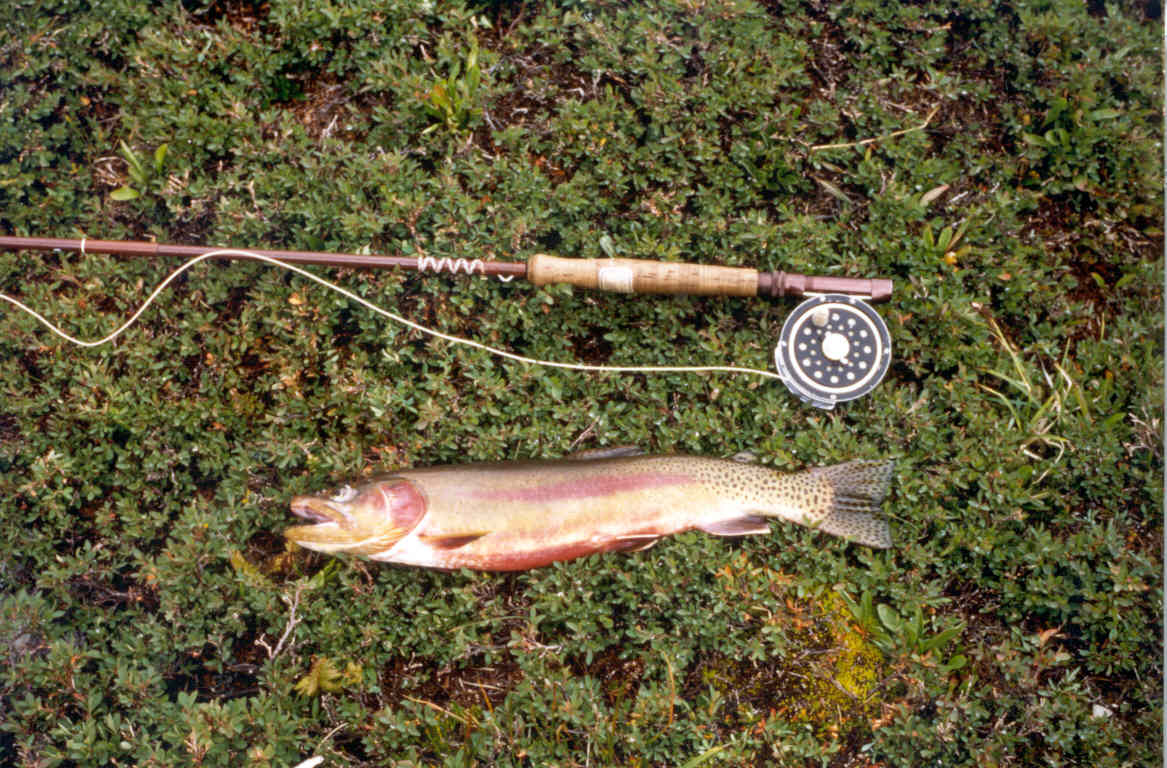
(0, 235, 895, 409)
(0, 236, 892, 302)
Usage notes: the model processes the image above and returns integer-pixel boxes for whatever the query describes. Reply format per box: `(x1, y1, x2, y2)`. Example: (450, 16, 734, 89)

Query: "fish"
(284, 448, 894, 571)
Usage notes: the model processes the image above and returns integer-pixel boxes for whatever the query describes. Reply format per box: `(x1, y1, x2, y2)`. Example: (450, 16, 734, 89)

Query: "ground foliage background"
(0, 0, 1162, 766)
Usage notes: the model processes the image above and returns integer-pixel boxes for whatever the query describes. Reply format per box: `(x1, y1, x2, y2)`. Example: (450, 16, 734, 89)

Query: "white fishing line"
(1, 248, 783, 381)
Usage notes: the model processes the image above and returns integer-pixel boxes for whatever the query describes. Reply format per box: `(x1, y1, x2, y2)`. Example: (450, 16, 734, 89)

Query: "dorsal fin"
(731, 451, 759, 464)
(567, 445, 645, 461)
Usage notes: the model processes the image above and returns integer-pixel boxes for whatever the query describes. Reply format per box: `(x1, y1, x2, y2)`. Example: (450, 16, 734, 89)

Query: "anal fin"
(698, 515, 771, 537)
(614, 534, 661, 552)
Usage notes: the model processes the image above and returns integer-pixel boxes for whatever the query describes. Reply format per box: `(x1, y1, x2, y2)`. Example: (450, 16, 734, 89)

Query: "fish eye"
(330, 485, 358, 503)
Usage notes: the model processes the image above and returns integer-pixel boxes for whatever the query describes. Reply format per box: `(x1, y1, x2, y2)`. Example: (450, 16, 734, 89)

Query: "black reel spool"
(775, 294, 891, 410)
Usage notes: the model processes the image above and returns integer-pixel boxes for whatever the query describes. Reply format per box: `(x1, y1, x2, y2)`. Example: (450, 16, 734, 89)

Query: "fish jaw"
(284, 495, 351, 553)
(285, 479, 426, 556)
(289, 495, 347, 524)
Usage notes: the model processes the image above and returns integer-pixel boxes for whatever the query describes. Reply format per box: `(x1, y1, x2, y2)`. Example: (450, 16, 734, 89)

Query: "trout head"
(285, 478, 425, 557)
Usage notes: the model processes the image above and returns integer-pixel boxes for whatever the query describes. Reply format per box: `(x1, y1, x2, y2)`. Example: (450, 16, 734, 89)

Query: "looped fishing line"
(0, 248, 782, 381)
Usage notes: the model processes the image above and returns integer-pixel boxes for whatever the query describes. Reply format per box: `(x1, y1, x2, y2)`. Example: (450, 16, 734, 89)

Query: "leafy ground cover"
(0, 0, 1162, 765)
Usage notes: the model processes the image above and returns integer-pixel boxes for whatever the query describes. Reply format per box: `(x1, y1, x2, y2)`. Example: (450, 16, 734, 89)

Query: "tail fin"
(810, 460, 894, 549)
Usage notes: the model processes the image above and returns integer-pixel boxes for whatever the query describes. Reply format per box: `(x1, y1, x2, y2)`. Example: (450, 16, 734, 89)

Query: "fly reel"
(774, 294, 891, 410)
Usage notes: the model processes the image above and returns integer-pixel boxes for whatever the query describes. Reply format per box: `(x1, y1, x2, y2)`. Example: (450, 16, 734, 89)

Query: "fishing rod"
(0, 235, 894, 409)
(0, 235, 891, 302)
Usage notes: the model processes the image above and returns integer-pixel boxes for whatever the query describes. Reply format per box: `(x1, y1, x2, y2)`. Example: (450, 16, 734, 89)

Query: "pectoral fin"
(698, 515, 771, 537)
(418, 532, 488, 550)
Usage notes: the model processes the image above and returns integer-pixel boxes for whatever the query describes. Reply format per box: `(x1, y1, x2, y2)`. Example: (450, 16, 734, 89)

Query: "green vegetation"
(0, 0, 1161, 765)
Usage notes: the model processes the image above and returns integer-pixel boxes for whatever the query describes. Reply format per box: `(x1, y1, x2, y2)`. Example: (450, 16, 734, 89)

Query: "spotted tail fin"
(810, 460, 894, 549)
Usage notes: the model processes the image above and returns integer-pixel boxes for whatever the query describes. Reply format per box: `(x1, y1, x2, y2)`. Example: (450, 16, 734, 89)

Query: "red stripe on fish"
(469, 472, 694, 503)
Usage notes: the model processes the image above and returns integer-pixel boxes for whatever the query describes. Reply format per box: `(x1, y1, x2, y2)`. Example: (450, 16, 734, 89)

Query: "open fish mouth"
(289, 496, 343, 524)
(286, 496, 352, 554)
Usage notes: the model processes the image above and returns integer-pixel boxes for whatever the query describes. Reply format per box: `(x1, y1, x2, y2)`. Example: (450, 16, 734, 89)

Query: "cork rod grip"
(527, 254, 759, 297)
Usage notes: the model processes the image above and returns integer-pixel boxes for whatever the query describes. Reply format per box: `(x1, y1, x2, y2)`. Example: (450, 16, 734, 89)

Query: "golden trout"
(285, 449, 893, 571)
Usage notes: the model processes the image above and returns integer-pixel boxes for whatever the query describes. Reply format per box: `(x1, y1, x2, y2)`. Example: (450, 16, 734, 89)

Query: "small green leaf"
(941, 654, 968, 673)
(465, 42, 480, 93)
(876, 603, 901, 633)
(110, 186, 139, 201)
(937, 226, 954, 251)
(1101, 412, 1125, 429)
(679, 745, 727, 768)
(119, 140, 145, 182)
(305, 558, 340, 591)
(921, 625, 962, 654)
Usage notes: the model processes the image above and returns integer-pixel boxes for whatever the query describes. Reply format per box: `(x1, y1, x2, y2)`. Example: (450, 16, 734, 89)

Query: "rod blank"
(0, 236, 891, 302)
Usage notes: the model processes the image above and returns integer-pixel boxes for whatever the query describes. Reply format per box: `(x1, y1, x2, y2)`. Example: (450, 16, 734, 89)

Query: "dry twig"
(811, 105, 941, 151)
